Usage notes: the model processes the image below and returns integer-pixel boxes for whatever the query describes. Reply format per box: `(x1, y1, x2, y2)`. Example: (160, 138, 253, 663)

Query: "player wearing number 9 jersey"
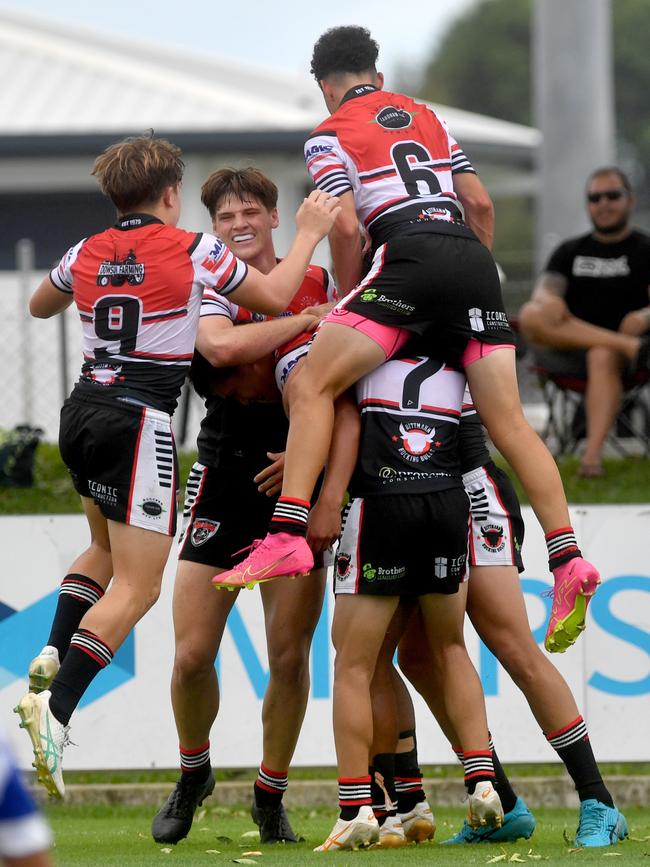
(15, 134, 339, 800)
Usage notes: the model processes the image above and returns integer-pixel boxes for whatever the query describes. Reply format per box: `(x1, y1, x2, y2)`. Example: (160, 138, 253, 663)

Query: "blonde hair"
(92, 134, 184, 213)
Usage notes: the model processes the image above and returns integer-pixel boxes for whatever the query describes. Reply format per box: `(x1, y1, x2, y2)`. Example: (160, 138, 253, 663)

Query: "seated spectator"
(519, 166, 650, 477)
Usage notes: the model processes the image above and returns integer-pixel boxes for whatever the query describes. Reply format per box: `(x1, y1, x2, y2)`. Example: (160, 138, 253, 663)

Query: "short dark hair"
(91, 133, 184, 213)
(201, 167, 278, 220)
(586, 166, 633, 194)
(310, 26, 379, 82)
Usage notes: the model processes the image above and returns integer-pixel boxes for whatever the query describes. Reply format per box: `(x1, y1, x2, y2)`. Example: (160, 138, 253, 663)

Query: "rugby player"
(15, 135, 339, 798)
(310, 354, 504, 851)
(212, 27, 600, 659)
(151, 168, 336, 845)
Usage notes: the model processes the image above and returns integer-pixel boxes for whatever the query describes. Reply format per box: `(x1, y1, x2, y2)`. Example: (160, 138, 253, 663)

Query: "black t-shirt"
(545, 229, 650, 330)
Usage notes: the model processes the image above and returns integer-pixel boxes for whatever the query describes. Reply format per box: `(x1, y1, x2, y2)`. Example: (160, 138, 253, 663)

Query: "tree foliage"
(419, 0, 650, 179)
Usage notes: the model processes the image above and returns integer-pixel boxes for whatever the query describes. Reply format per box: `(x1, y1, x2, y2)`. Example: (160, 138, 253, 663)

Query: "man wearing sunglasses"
(519, 166, 650, 477)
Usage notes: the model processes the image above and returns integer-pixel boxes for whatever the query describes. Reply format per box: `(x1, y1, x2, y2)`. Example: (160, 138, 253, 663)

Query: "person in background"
(519, 166, 650, 477)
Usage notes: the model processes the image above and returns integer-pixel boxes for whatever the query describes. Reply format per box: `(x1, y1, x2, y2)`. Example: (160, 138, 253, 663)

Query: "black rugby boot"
(151, 771, 215, 844)
(251, 799, 298, 843)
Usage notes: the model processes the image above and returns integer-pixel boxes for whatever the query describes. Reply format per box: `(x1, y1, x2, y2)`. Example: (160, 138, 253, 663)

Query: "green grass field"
(43, 804, 650, 866)
(2, 443, 650, 515)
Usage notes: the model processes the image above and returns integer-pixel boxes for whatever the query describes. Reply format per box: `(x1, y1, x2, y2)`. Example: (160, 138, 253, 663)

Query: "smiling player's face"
(212, 195, 278, 264)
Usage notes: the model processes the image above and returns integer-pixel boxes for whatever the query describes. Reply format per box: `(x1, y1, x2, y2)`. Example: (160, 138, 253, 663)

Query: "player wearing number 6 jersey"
(14, 134, 339, 799)
(213, 27, 601, 660)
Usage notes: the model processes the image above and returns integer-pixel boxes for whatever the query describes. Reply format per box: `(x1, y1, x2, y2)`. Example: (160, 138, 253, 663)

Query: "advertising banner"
(1, 507, 648, 769)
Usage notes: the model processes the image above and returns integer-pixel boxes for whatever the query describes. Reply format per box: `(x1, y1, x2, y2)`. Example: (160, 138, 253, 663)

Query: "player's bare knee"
(173, 642, 216, 683)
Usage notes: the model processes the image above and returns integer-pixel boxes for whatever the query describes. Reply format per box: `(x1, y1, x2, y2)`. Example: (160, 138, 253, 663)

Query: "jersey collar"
(340, 83, 378, 105)
(115, 213, 165, 230)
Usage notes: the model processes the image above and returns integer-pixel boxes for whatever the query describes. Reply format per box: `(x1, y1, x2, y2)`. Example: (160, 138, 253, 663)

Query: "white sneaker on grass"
(14, 689, 69, 798)
(468, 781, 504, 829)
(314, 806, 379, 852)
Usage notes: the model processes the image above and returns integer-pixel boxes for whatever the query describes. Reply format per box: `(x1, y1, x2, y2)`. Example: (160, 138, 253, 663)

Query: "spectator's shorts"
(463, 461, 525, 571)
(59, 393, 177, 535)
(334, 489, 469, 596)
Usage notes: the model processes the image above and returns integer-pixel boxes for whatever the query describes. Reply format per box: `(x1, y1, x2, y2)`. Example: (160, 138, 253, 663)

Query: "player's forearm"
(198, 314, 313, 367)
(463, 198, 494, 250)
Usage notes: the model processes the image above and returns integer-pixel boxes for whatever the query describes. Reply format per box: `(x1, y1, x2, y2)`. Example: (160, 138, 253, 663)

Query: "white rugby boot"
(28, 646, 60, 693)
(468, 781, 504, 829)
(314, 806, 379, 852)
(14, 689, 69, 798)
(399, 798, 436, 842)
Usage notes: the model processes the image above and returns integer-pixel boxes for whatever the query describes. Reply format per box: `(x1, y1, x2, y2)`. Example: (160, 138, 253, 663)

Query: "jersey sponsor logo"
(191, 518, 220, 547)
(417, 206, 454, 223)
(96, 250, 145, 287)
(201, 240, 226, 274)
(572, 255, 630, 279)
(392, 422, 440, 462)
(434, 554, 466, 579)
(139, 498, 165, 518)
(88, 479, 119, 506)
(468, 307, 508, 333)
(361, 562, 406, 583)
(359, 288, 415, 315)
(479, 523, 506, 553)
(372, 106, 415, 131)
(305, 144, 334, 158)
(83, 363, 123, 386)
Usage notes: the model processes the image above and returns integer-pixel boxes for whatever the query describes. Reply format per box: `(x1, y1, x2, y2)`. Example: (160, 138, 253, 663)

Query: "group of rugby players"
(16, 25, 628, 853)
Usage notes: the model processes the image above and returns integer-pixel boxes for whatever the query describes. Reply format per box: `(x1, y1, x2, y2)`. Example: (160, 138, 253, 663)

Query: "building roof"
(0, 8, 540, 162)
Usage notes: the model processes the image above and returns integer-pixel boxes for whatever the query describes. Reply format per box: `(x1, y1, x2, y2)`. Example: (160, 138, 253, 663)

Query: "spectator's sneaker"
(28, 646, 60, 694)
(545, 558, 600, 653)
(151, 772, 215, 844)
(574, 799, 628, 847)
(212, 533, 313, 591)
(467, 781, 504, 829)
(442, 797, 536, 844)
(14, 689, 68, 798)
(251, 800, 297, 843)
(314, 807, 379, 852)
(378, 814, 407, 848)
(399, 799, 436, 843)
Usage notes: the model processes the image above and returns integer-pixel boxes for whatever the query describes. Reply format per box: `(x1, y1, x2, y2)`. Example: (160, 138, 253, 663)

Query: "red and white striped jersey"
(352, 355, 466, 496)
(305, 85, 476, 245)
(200, 262, 336, 357)
(50, 213, 248, 413)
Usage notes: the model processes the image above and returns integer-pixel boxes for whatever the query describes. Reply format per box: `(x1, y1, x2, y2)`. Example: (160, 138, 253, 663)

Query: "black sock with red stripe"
(339, 776, 372, 821)
(395, 729, 426, 813)
(462, 750, 495, 794)
(254, 763, 288, 807)
(47, 574, 105, 661)
(545, 526, 581, 571)
(546, 716, 613, 806)
(269, 497, 309, 536)
(180, 742, 211, 784)
(48, 629, 114, 726)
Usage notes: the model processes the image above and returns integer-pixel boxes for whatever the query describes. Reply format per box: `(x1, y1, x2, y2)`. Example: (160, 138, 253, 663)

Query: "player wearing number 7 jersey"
(14, 134, 339, 800)
(213, 27, 601, 657)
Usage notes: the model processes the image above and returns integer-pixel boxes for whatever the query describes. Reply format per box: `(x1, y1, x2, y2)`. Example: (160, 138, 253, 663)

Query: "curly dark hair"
(310, 26, 379, 82)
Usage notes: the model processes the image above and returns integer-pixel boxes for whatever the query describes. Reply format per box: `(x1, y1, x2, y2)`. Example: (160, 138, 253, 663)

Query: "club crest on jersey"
(191, 519, 220, 547)
(96, 250, 144, 287)
(479, 523, 506, 553)
(373, 106, 415, 130)
(394, 422, 437, 462)
(335, 553, 352, 579)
